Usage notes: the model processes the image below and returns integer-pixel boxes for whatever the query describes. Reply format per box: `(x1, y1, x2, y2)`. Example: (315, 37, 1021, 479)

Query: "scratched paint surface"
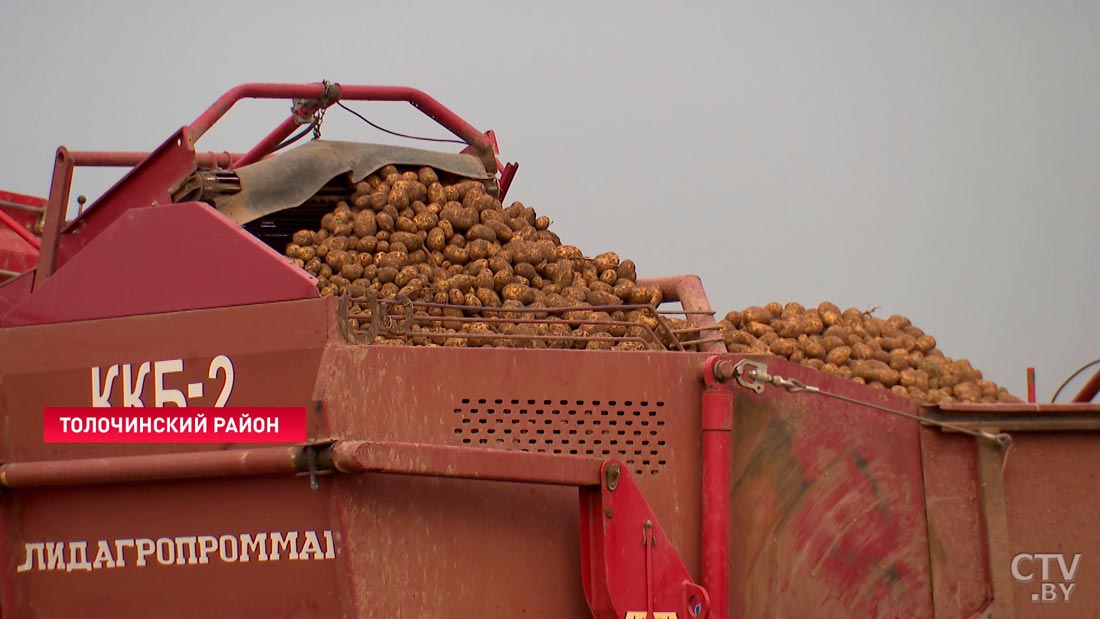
(728, 357, 933, 618)
(320, 344, 708, 618)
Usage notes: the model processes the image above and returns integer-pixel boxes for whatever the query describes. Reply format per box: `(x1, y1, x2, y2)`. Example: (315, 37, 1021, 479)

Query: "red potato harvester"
(0, 83, 1098, 618)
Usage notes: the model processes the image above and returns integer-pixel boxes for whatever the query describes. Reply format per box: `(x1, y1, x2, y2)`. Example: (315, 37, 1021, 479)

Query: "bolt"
(713, 359, 735, 381)
(605, 463, 621, 492)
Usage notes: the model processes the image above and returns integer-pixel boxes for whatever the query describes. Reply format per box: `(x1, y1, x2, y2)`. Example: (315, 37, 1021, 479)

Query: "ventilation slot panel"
(452, 398, 668, 476)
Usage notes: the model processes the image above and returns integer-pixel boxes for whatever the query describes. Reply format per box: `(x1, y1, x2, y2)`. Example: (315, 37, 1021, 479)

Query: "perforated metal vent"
(452, 398, 668, 476)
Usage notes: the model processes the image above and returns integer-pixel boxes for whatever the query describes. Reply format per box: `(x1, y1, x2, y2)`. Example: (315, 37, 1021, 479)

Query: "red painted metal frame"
(53, 132, 197, 275)
(68, 151, 241, 168)
(330, 440, 600, 486)
(28, 83, 508, 292)
(581, 461, 711, 619)
(498, 161, 520, 201)
(0, 439, 711, 619)
(0, 191, 44, 277)
(639, 274, 725, 353)
(0, 209, 39, 251)
(0, 446, 302, 488)
(700, 357, 734, 619)
(5, 201, 321, 326)
(184, 83, 496, 171)
(33, 147, 74, 287)
(1072, 368, 1100, 403)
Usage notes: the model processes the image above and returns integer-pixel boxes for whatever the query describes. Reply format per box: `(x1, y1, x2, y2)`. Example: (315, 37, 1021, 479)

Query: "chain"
(312, 106, 325, 140)
(731, 360, 1012, 448)
(311, 79, 332, 140)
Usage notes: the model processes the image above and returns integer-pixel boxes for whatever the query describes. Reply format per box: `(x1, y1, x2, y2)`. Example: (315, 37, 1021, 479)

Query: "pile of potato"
(718, 302, 1021, 404)
(283, 164, 668, 350)
(280, 164, 1019, 403)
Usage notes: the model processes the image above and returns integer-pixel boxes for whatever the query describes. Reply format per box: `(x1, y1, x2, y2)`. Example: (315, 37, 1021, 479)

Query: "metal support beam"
(0, 446, 303, 488)
(328, 440, 602, 487)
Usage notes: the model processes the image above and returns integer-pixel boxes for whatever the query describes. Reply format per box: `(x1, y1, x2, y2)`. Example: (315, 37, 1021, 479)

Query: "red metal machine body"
(1, 84, 1097, 618)
(0, 191, 44, 275)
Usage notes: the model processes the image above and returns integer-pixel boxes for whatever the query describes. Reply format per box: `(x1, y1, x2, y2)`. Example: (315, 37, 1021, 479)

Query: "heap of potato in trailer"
(283, 164, 1020, 405)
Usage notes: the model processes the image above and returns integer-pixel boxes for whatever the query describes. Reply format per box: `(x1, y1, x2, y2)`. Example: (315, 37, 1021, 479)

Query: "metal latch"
(732, 359, 770, 393)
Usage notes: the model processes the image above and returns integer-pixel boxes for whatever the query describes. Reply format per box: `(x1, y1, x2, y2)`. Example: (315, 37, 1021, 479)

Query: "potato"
(899, 369, 929, 390)
(821, 335, 845, 352)
(744, 321, 772, 338)
(742, 306, 771, 324)
(723, 310, 744, 328)
(341, 263, 364, 280)
(772, 319, 801, 339)
(555, 245, 584, 261)
(395, 216, 417, 233)
(799, 335, 827, 359)
(613, 279, 635, 300)
(758, 331, 779, 346)
(440, 202, 479, 231)
(817, 301, 841, 326)
(955, 359, 982, 383)
(470, 286, 498, 307)
(390, 231, 423, 252)
(798, 312, 824, 335)
(616, 259, 637, 283)
(466, 239, 492, 261)
(769, 337, 797, 357)
(414, 166, 438, 186)
(847, 341, 871, 360)
(450, 274, 477, 293)
(725, 329, 756, 348)
(292, 230, 315, 246)
(593, 252, 619, 271)
(502, 283, 537, 305)
(466, 224, 497, 243)
(825, 345, 852, 366)
(953, 382, 982, 403)
(508, 240, 553, 265)
(325, 250, 349, 271)
(863, 317, 884, 338)
(443, 245, 470, 265)
(888, 351, 911, 371)
(586, 290, 620, 306)
(781, 302, 805, 318)
(375, 212, 395, 232)
(850, 360, 900, 387)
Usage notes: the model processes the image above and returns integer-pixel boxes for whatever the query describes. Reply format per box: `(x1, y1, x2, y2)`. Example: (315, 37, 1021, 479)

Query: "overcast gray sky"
(3, 1, 1097, 400)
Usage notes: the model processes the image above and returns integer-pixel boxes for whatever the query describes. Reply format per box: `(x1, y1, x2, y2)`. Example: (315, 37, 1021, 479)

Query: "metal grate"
(452, 398, 668, 476)
(348, 295, 691, 351)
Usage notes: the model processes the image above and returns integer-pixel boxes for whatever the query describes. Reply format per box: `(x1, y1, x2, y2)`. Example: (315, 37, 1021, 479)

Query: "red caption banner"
(43, 407, 307, 443)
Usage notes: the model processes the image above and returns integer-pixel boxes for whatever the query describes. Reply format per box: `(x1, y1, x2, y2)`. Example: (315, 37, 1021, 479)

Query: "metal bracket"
(581, 460, 712, 619)
(297, 439, 337, 491)
(605, 463, 621, 492)
(732, 359, 769, 394)
(367, 293, 414, 339)
(291, 82, 342, 125)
